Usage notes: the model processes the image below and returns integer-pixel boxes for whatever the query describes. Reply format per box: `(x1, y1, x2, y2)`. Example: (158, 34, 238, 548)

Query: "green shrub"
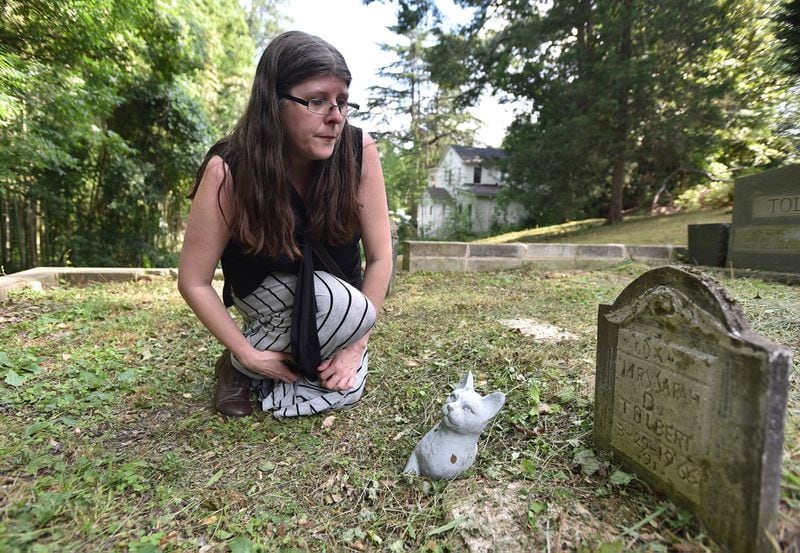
(675, 180, 733, 211)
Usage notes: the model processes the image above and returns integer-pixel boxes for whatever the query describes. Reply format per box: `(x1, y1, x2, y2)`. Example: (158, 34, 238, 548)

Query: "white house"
(417, 145, 525, 237)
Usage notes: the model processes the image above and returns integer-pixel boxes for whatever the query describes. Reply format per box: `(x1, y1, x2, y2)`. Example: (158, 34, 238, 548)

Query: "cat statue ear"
(403, 372, 506, 480)
(482, 391, 506, 419)
(455, 371, 474, 390)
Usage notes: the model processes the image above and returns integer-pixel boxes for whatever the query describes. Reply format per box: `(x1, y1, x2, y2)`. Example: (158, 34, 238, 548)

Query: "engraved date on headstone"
(610, 328, 714, 502)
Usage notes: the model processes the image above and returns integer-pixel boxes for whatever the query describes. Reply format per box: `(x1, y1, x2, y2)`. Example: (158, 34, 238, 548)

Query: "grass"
(0, 263, 797, 552)
(478, 208, 732, 246)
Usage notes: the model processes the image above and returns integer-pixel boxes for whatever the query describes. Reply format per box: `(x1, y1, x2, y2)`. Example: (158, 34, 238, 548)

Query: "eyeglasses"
(283, 94, 359, 117)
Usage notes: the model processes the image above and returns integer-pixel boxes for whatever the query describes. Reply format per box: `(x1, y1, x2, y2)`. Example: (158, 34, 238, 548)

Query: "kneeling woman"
(178, 31, 392, 418)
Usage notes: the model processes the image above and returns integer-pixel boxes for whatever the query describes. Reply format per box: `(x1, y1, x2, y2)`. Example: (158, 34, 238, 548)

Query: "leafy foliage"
(0, 0, 271, 272)
(675, 181, 734, 212)
(366, 27, 479, 226)
(777, 0, 800, 77)
(383, 0, 799, 225)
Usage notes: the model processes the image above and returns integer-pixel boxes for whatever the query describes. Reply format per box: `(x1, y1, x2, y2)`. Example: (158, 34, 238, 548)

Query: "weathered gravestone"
(594, 266, 792, 553)
(687, 223, 730, 267)
(728, 164, 800, 273)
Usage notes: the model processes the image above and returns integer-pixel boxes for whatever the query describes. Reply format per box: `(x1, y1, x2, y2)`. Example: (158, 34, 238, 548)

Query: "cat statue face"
(403, 372, 505, 480)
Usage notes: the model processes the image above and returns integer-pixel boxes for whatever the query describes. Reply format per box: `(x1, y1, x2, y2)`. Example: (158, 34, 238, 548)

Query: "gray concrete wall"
(0, 267, 192, 300)
(0, 242, 687, 298)
(403, 241, 687, 272)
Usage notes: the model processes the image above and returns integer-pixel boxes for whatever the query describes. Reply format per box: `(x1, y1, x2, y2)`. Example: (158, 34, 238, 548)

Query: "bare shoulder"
(203, 155, 230, 184)
(362, 130, 375, 145)
(196, 155, 234, 200)
(357, 131, 386, 199)
(361, 132, 381, 167)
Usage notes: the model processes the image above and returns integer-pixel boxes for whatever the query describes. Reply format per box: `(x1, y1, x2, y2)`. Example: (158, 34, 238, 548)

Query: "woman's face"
(282, 74, 350, 168)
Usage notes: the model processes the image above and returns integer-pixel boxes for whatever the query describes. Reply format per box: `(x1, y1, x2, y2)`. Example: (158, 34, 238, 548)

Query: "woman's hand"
(317, 337, 367, 391)
(237, 348, 300, 383)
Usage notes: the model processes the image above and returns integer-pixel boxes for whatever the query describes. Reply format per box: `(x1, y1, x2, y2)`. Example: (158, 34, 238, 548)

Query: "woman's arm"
(177, 156, 298, 382)
(357, 132, 393, 311)
(317, 132, 392, 390)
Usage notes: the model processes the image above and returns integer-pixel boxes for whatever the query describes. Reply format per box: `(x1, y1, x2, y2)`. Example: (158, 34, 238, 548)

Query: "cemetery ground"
(0, 262, 798, 552)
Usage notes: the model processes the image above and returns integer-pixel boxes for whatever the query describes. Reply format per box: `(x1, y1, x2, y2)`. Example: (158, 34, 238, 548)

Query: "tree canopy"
(364, 26, 478, 233)
(371, 0, 798, 225)
(1, 0, 282, 271)
(777, 0, 800, 85)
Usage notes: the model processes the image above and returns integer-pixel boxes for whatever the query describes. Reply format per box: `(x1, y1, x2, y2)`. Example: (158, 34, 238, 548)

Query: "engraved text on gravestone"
(610, 328, 717, 503)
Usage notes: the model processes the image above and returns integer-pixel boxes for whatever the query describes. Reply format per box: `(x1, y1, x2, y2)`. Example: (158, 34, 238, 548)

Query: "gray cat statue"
(404, 372, 505, 480)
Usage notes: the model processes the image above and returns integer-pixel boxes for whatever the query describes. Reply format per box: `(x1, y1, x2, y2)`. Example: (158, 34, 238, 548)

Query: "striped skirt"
(229, 271, 376, 418)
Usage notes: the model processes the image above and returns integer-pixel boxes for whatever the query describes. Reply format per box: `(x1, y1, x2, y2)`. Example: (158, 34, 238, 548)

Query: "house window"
(473, 167, 482, 184)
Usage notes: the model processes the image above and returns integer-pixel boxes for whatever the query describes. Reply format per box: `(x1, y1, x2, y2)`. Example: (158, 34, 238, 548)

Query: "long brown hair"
(190, 31, 360, 259)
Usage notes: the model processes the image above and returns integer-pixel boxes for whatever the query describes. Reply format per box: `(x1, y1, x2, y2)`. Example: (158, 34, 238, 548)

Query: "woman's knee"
(314, 271, 373, 324)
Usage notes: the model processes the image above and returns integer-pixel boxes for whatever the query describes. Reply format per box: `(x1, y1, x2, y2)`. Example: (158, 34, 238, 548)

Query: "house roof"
(464, 184, 502, 197)
(425, 187, 453, 202)
(451, 145, 507, 165)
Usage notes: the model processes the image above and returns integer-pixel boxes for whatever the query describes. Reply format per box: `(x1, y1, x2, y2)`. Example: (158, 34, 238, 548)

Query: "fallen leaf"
(159, 531, 178, 547)
(4, 370, 26, 387)
(610, 470, 633, 486)
(427, 516, 467, 536)
(230, 536, 255, 553)
(205, 468, 224, 487)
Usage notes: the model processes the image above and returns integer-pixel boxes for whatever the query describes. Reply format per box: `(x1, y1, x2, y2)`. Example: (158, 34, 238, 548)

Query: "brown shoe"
(213, 350, 253, 417)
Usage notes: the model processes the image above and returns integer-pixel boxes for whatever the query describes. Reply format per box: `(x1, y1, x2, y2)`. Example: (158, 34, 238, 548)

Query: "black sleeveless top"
(219, 127, 364, 307)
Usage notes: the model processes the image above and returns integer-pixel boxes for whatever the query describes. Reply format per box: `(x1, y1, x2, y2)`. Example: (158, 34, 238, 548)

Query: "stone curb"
(0, 267, 222, 301)
(403, 241, 688, 273)
(4, 255, 795, 300)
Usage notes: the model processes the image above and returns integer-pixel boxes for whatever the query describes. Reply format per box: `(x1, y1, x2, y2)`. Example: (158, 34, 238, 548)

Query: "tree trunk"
(0, 192, 8, 272)
(608, 0, 633, 224)
(14, 197, 26, 270)
(609, 152, 625, 223)
(27, 197, 37, 267)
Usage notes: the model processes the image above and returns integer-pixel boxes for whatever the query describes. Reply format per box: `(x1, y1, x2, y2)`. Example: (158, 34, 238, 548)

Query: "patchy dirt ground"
(499, 318, 580, 342)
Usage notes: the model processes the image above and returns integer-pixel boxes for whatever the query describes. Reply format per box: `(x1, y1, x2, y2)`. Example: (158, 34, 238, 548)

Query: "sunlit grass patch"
(480, 208, 732, 246)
